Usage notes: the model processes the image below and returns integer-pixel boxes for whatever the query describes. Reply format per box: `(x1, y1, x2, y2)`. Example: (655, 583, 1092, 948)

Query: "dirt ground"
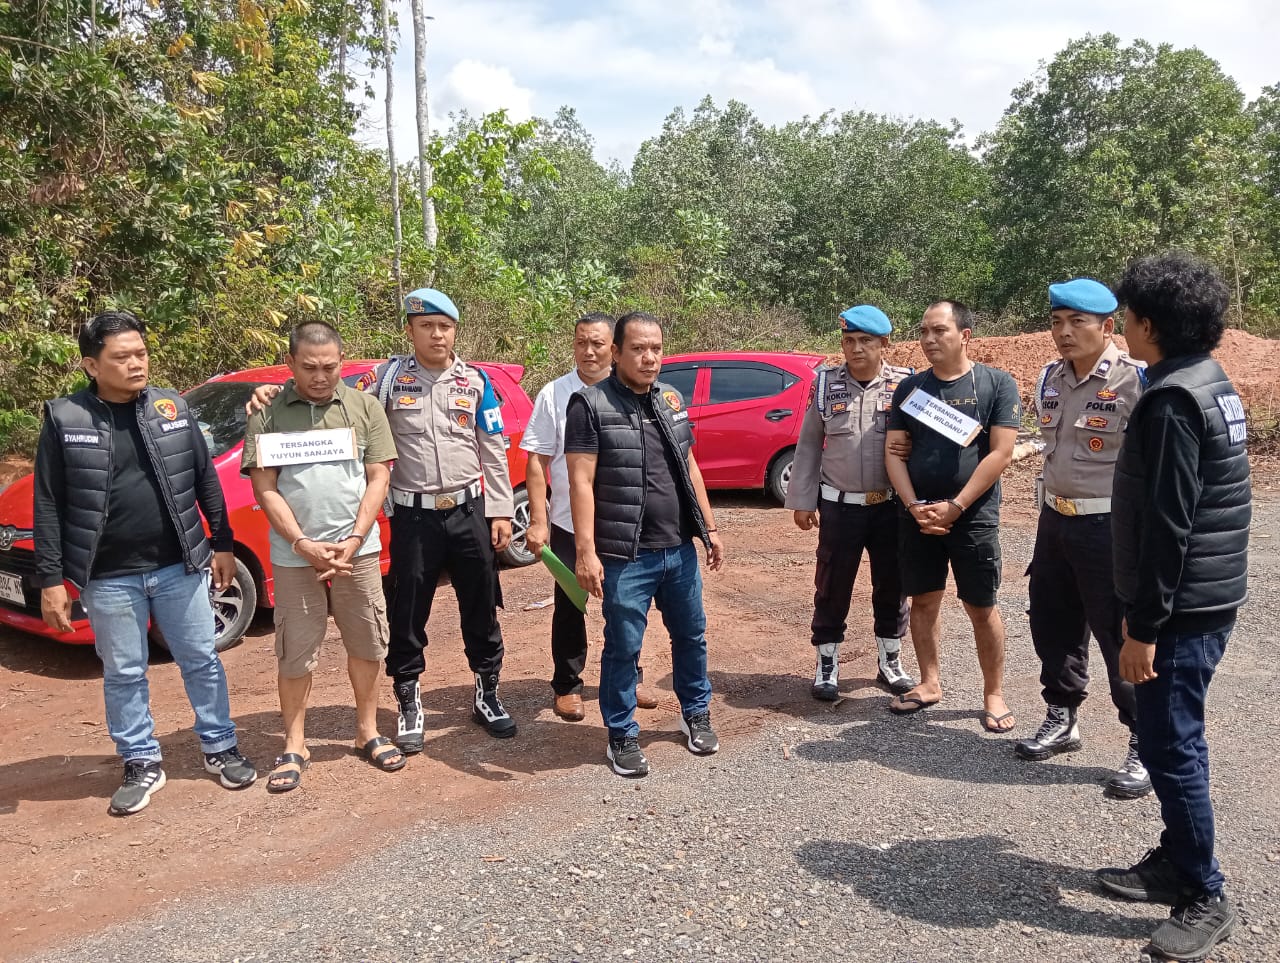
(1, 330, 1277, 960)
(0, 468, 1009, 958)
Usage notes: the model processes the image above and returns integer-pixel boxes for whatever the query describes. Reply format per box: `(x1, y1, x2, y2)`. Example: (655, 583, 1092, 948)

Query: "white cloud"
(357, 0, 1277, 165)
(436, 59, 535, 121)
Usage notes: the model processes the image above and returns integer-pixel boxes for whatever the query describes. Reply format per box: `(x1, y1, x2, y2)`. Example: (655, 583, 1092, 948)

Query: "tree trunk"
(409, 0, 438, 249)
(380, 0, 403, 304)
(336, 0, 348, 92)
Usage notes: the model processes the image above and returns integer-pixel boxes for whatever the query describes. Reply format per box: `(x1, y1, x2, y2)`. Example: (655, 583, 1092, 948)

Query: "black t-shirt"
(887, 363, 1022, 525)
(91, 400, 185, 579)
(564, 391, 693, 550)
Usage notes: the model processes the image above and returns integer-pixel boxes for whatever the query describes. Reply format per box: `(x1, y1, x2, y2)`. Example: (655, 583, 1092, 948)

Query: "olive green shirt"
(241, 380, 397, 568)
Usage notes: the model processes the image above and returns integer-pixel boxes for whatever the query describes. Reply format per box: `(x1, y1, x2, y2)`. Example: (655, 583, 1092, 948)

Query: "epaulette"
(884, 363, 915, 380)
(1035, 359, 1063, 405)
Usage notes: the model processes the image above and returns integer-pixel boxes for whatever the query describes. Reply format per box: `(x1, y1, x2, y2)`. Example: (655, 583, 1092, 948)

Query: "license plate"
(0, 571, 24, 606)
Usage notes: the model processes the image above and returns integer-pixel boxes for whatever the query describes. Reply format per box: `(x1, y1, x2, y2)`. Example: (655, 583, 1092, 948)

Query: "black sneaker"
(203, 746, 257, 789)
(472, 673, 517, 738)
(109, 761, 167, 816)
(812, 643, 840, 701)
(606, 736, 649, 777)
(1096, 847, 1195, 904)
(1149, 893, 1236, 961)
(394, 679, 425, 754)
(1105, 732, 1153, 799)
(679, 710, 719, 755)
(1014, 705, 1082, 761)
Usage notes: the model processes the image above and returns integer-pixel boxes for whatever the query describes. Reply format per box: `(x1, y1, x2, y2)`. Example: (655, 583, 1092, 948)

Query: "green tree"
(628, 97, 792, 303)
(983, 34, 1262, 321)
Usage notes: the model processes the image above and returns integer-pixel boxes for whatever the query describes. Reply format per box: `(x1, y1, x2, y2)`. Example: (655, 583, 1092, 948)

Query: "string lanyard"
(926, 367, 985, 433)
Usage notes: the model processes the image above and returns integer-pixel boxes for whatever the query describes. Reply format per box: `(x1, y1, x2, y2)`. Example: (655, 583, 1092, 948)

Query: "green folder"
(540, 546, 589, 613)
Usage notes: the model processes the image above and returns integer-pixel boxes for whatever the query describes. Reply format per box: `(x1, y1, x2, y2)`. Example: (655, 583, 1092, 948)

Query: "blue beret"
(1048, 278, 1117, 315)
(403, 287, 459, 321)
(838, 304, 892, 336)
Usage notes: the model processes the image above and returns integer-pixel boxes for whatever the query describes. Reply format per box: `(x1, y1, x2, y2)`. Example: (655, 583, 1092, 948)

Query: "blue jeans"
(599, 543, 712, 741)
(1135, 627, 1230, 896)
(80, 563, 237, 764)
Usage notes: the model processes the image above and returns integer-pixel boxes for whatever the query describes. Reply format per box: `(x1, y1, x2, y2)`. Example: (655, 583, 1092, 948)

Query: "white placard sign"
(255, 428, 357, 467)
(901, 387, 982, 448)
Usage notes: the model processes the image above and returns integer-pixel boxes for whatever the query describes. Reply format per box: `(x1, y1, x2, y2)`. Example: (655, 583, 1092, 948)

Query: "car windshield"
(183, 381, 269, 457)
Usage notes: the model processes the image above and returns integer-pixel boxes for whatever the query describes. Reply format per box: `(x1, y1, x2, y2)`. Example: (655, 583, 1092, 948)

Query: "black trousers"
(811, 498, 908, 646)
(386, 494, 504, 682)
(549, 523, 589, 695)
(1028, 506, 1136, 729)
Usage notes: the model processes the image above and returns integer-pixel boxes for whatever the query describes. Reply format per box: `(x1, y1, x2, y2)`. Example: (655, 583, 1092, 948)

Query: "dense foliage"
(2, 13, 1277, 451)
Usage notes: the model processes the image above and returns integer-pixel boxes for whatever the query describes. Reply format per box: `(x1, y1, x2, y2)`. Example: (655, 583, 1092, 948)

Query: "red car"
(0, 360, 534, 651)
(660, 351, 826, 502)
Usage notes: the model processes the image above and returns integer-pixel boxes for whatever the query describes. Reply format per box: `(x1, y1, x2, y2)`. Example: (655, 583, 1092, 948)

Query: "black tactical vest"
(576, 373, 708, 561)
(41, 387, 213, 587)
(1112, 355, 1251, 616)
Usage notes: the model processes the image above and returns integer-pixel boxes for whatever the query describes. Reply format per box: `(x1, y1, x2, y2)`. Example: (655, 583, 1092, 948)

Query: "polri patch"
(1088, 436, 1105, 452)
(153, 399, 178, 421)
(662, 390, 682, 412)
(1215, 393, 1247, 445)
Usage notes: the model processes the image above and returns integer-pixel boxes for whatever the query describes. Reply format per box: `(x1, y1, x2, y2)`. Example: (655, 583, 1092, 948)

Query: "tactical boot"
(875, 636, 916, 695)
(1014, 705, 1082, 760)
(1105, 731, 1153, 799)
(473, 673, 517, 738)
(393, 678, 425, 754)
(812, 643, 840, 701)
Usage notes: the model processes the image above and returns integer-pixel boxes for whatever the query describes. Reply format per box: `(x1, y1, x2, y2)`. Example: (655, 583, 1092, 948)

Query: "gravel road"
(31, 499, 1280, 963)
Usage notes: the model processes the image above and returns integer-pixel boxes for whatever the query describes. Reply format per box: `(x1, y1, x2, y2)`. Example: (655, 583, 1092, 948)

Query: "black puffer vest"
(1112, 355, 1251, 614)
(40, 386, 213, 588)
(577, 372, 708, 561)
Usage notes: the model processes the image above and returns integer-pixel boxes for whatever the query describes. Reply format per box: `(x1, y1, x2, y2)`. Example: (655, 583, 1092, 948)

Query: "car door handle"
(764, 409, 792, 422)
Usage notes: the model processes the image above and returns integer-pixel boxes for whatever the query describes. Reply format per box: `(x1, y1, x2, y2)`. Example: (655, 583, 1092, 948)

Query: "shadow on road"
(795, 833, 1151, 940)
(0, 629, 102, 680)
(793, 716, 1116, 787)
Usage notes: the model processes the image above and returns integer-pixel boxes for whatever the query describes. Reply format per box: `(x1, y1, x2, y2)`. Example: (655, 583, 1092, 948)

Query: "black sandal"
(358, 736, 407, 772)
(267, 753, 309, 793)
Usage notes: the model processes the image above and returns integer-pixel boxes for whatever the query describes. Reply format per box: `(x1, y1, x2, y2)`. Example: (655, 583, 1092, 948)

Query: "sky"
(358, 0, 1278, 166)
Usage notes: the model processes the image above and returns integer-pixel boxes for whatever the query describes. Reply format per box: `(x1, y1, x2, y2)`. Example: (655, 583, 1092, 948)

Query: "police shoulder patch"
(662, 390, 682, 413)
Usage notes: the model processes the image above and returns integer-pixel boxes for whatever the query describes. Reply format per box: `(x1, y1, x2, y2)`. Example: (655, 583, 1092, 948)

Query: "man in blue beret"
(1015, 278, 1151, 800)
(248, 287, 518, 751)
(786, 304, 917, 700)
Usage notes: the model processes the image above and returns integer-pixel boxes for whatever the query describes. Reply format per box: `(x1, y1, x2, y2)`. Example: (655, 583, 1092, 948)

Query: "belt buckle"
(1054, 496, 1077, 517)
(434, 493, 458, 510)
(865, 490, 887, 506)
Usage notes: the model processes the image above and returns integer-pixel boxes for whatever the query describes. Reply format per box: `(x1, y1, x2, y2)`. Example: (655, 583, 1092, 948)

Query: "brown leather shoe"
(635, 685, 660, 709)
(553, 692, 585, 721)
